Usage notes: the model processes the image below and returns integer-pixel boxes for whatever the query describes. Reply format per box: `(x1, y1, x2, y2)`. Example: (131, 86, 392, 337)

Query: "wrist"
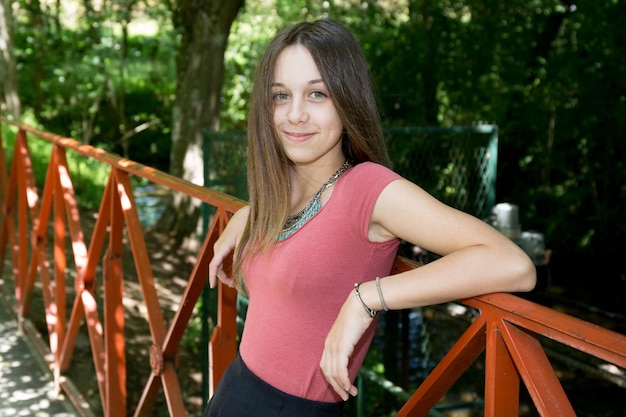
(375, 276, 389, 311)
(354, 282, 379, 318)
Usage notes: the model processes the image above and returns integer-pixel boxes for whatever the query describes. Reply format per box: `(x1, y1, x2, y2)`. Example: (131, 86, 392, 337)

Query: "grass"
(2, 114, 112, 211)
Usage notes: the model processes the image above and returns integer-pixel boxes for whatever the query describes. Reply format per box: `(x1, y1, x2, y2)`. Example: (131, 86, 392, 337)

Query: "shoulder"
(347, 161, 402, 184)
(332, 162, 402, 214)
(335, 162, 404, 218)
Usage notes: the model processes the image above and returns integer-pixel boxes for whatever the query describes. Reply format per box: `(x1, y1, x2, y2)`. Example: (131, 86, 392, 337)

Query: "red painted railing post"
(484, 317, 519, 416)
(208, 207, 238, 397)
(103, 170, 127, 417)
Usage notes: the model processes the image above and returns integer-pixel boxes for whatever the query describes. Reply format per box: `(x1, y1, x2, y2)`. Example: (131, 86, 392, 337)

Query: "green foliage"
(65, 154, 109, 211)
(5, 0, 626, 413)
(1, 114, 109, 211)
(1, 123, 17, 162)
(14, 2, 176, 171)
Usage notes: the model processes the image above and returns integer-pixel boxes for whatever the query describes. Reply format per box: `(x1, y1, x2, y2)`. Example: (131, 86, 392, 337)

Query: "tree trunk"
(156, 0, 244, 242)
(0, 0, 21, 119)
(26, 0, 45, 120)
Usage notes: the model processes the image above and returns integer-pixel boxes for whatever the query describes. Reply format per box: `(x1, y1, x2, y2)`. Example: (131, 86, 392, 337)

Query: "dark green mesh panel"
(204, 125, 498, 218)
(385, 125, 498, 219)
(203, 131, 249, 200)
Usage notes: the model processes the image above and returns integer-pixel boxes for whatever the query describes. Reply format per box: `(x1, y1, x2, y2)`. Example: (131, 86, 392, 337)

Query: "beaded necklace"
(278, 161, 351, 241)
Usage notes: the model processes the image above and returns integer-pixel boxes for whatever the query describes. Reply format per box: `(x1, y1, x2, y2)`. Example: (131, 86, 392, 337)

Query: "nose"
(287, 98, 308, 124)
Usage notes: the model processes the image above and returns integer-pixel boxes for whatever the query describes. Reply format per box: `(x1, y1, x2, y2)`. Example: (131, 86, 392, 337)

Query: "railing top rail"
(465, 292, 626, 367)
(0, 117, 245, 212)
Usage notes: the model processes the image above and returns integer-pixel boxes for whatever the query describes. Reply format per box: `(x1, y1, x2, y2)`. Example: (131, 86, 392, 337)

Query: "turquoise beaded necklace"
(278, 161, 351, 241)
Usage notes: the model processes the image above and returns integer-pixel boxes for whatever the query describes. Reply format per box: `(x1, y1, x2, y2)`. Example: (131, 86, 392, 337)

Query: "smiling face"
(271, 45, 345, 169)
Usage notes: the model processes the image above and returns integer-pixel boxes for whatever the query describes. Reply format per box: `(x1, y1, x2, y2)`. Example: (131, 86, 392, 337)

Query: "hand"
(320, 288, 375, 401)
(208, 206, 249, 288)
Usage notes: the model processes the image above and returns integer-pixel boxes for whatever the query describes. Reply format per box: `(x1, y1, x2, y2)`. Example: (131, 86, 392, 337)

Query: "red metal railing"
(1, 117, 624, 417)
(0, 118, 244, 416)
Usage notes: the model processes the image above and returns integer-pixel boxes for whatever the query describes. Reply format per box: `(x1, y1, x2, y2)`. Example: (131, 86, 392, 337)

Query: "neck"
(292, 159, 347, 191)
(280, 160, 351, 241)
(288, 160, 350, 216)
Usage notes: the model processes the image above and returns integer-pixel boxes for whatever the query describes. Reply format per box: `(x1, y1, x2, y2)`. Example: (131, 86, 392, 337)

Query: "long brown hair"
(232, 19, 391, 292)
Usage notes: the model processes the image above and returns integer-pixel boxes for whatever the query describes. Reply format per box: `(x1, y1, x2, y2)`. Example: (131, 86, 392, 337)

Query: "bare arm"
(321, 178, 536, 400)
(363, 178, 536, 308)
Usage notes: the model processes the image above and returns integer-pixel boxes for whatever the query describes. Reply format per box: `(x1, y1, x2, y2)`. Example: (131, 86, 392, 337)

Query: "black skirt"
(203, 354, 344, 417)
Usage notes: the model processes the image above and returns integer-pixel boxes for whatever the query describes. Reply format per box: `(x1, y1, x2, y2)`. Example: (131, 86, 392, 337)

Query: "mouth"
(283, 131, 315, 142)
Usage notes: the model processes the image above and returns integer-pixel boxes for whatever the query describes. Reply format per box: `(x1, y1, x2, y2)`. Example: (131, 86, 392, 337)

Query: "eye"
(310, 90, 328, 99)
(273, 92, 290, 102)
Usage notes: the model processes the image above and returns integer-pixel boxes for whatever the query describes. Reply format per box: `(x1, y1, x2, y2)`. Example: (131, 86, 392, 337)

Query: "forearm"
(357, 244, 536, 312)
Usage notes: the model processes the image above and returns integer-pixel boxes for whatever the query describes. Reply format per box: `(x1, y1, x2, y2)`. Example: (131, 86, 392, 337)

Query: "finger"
(208, 261, 218, 288)
(331, 382, 350, 401)
(209, 257, 224, 287)
(210, 266, 234, 289)
(326, 367, 350, 401)
(330, 372, 356, 400)
(320, 355, 345, 400)
(334, 359, 355, 398)
(209, 247, 227, 287)
(219, 274, 234, 288)
(321, 353, 354, 401)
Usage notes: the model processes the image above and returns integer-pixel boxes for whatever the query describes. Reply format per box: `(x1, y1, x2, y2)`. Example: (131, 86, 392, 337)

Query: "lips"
(283, 131, 315, 142)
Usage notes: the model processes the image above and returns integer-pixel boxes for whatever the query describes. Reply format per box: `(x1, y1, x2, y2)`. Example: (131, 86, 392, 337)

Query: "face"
(271, 45, 345, 168)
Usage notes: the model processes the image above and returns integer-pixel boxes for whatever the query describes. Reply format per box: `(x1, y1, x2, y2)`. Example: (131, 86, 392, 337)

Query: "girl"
(205, 19, 535, 417)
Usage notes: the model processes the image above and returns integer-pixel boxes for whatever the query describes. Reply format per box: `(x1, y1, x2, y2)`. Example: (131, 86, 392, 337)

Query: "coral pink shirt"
(239, 162, 401, 402)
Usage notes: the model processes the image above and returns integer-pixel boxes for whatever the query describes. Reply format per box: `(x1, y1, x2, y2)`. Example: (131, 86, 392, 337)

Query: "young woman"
(204, 19, 536, 417)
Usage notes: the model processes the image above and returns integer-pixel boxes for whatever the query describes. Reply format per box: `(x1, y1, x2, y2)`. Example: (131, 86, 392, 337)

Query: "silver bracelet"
(354, 283, 378, 318)
(375, 277, 389, 311)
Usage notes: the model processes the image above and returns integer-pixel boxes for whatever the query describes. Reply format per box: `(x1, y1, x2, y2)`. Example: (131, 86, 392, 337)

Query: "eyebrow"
(271, 79, 325, 87)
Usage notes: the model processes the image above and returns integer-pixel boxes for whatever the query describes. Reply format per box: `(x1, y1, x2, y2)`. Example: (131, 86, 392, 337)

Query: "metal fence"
(204, 125, 498, 219)
(385, 125, 498, 219)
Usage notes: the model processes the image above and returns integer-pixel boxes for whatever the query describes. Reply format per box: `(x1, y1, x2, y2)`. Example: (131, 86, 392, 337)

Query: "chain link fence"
(204, 125, 498, 218)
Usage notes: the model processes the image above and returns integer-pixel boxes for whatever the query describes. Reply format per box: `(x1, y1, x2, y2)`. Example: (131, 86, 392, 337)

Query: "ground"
(6, 207, 208, 417)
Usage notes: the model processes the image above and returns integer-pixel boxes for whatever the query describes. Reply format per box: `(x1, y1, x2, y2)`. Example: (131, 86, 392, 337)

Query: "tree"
(0, 0, 21, 119)
(156, 0, 245, 241)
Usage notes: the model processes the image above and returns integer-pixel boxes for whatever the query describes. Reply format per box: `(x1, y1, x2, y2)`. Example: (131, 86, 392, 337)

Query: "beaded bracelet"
(354, 282, 378, 318)
(375, 277, 389, 311)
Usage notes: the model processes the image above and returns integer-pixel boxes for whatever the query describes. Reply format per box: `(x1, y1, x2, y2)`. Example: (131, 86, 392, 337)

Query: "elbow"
(514, 256, 538, 293)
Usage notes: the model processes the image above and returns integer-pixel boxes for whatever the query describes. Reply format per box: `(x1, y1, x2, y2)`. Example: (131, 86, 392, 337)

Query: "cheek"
(328, 112, 344, 133)
(272, 106, 284, 125)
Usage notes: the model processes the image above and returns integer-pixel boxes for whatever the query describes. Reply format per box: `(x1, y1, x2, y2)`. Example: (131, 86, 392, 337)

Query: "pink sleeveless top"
(239, 162, 401, 402)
